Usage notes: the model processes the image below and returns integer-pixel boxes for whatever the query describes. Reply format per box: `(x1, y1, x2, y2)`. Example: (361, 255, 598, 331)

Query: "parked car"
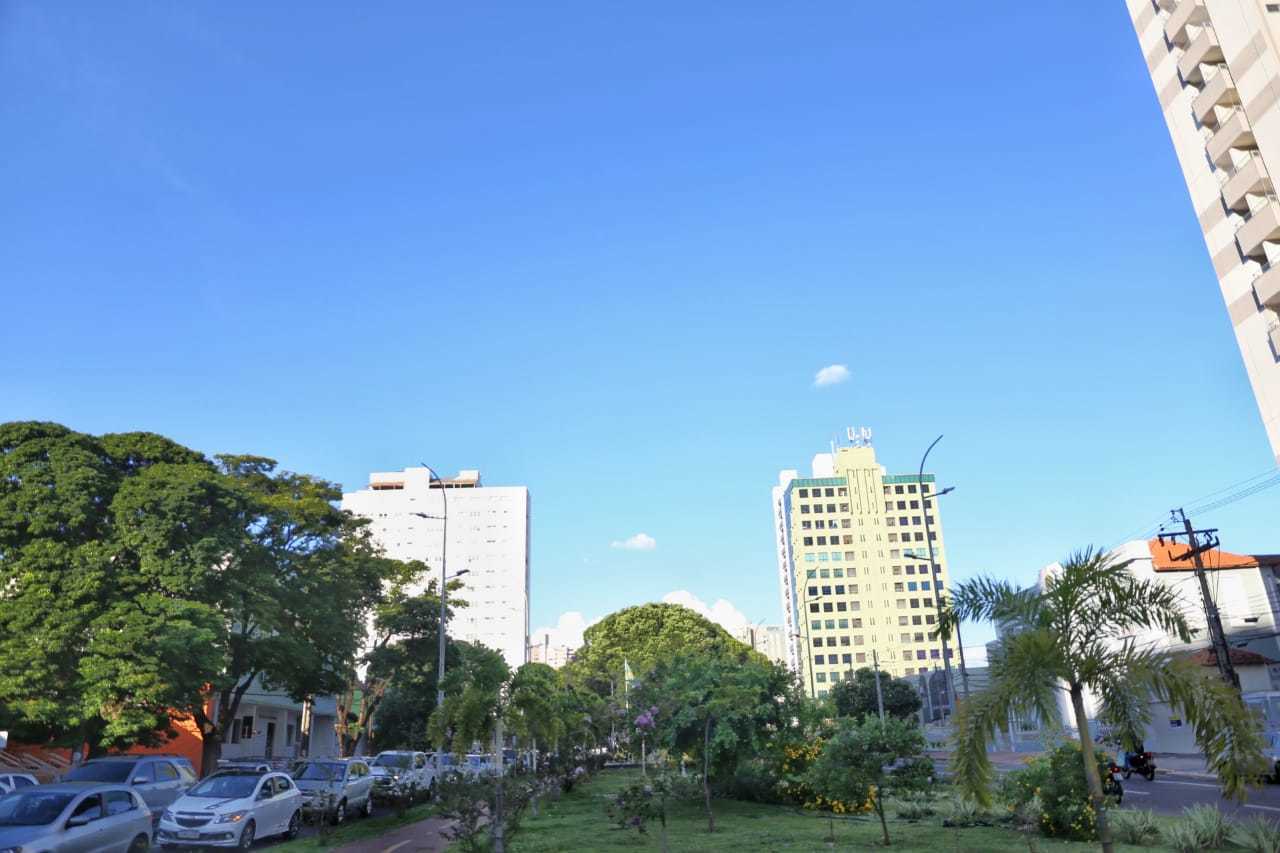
(217, 761, 272, 773)
(370, 752, 431, 801)
(0, 774, 39, 794)
(0, 781, 152, 853)
(62, 757, 195, 822)
(156, 770, 301, 849)
(463, 754, 498, 778)
(289, 758, 373, 824)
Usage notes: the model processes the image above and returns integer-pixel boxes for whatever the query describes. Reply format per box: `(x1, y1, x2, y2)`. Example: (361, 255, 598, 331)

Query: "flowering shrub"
(775, 739, 824, 806)
(1000, 742, 1119, 840)
(606, 781, 660, 834)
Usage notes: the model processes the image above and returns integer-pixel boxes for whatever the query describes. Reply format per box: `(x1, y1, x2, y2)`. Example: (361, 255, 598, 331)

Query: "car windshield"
(187, 774, 260, 799)
(291, 762, 344, 781)
(0, 791, 75, 826)
(373, 755, 411, 769)
(64, 762, 132, 783)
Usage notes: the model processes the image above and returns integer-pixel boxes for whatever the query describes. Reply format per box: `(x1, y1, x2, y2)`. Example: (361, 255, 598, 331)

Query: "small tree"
(829, 668, 922, 720)
(804, 715, 932, 847)
(634, 653, 789, 833)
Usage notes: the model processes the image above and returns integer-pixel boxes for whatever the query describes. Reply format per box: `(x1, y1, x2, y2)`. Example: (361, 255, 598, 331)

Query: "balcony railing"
(1193, 65, 1237, 127)
(1236, 197, 1280, 258)
(1207, 108, 1256, 168)
(1256, 265, 1280, 313)
(1166, 0, 1208, 47)
(1178, 25, 1223, 84)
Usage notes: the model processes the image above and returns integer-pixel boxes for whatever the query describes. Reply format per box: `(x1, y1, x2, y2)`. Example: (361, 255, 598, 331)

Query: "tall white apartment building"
(342, 467, 531, 670)
(1127, 0, 1280, 464)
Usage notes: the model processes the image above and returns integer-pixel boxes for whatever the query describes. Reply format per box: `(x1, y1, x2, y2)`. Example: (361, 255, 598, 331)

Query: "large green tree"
(0, 422, 399, 770)
(942, 547, 1269, 853)
(0, 422, 235, 752)
(828, 667, 922, 721)
(564, 603, 762, 694)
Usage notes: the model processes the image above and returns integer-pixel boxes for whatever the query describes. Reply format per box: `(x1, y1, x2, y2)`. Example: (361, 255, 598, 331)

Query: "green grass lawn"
(505, 769, 1170, 852)
(267, 801, 438, 853)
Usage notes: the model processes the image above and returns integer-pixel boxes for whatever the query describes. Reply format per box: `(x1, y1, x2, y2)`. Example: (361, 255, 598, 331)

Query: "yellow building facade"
(771, 443, 952, 697)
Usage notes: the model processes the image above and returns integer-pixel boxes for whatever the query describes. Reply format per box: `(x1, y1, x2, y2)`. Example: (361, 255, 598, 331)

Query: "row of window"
(798, 502, 851, 515)
(886, 499, 931, 511)
(808, 609, 937, 632)
(805, 564, 938, 580)
(797, 487, 848, 498)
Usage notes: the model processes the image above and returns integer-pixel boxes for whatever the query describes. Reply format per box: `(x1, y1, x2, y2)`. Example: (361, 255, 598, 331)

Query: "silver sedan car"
(0, 782, 152, 853)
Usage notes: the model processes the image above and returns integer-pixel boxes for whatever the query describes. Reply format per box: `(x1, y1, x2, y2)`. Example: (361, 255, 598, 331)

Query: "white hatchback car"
(156, 770, 301, 849)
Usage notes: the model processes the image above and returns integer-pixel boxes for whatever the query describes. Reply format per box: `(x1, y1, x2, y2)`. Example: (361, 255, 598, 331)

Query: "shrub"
(725, 760, 784, 804)
(940, 794, 995, 828)
(1001, 742, 1118, 840)
(998, 754, 1052, 811)
(890, 791, 936, 820)
(1162, 819, 1206, 853)
(605, 781, 660, 834)
(1233, 815, 1280, 853)
(1178, 803, 1228, 850)
(1108, 808, 1160, 846)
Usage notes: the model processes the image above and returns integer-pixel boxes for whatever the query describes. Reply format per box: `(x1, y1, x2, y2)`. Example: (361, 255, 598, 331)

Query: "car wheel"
(363, 795, 374, 818)
(1121, 769, 1132, 780)
(239, 820, 256, 850)
(1144, 768, 1156, 782)
(286, 809, 301, 839)
(128, 834, 149, 853)
(331, 800, 347, 825)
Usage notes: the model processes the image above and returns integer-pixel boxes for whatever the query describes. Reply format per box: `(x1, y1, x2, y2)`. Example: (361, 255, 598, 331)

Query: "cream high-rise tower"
(772, 438, 952, 698)
(1127, 0, 1280, 464)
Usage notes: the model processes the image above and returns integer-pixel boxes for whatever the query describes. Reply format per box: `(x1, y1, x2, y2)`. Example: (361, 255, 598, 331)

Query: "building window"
(239, 715, 254, 741)
(798, 489, 809, 497)
(838, 488, 847, 496)
(838, 618, 849, 628)
(851, 618, 862, 628)
(856, 652, 866, 663)
(840, 636, 851, 646)
(825, 488, 835, 497)
(809, 604, 819, 613)
(801, 521, 812, 530)
(900, 633, 911, 643)
(912, 615, 922, 625)
(800, 505, 810, 514)
(816, 673, 827, 683)
(894, 486, 904, 494)
(808, 586, 818, 596)
(803, 537, 814, 546)
(814, 655, 824, 665)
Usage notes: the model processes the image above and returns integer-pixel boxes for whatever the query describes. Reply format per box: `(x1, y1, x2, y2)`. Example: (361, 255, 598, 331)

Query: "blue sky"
(5, 2, 1279, 651)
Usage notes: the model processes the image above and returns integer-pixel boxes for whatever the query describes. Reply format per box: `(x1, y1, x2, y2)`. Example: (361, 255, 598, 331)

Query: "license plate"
(178, 831, 200, 839)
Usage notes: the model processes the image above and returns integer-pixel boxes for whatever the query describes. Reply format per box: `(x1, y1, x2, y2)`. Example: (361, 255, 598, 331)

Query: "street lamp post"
(793, 587, 829, 698)
(411, 464, 450, 709)
(911, 434, 970, 718)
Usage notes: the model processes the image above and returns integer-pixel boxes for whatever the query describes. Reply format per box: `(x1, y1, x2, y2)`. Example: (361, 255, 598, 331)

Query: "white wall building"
(735, 624, 788, 666)
(342, 467, 531, 670)
(529, 642, 574, 669)
(1126, 0, 1280, 464)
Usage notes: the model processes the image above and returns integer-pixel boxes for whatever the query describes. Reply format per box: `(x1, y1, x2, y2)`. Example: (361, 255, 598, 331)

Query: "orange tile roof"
(1187, 647, 1277, 667)
(1148, 538, 1263, 572)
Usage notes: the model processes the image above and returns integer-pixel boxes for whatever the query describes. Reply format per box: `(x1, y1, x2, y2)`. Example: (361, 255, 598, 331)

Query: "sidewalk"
(332, 816, 456, 853)
(928, 749, 1218, 780)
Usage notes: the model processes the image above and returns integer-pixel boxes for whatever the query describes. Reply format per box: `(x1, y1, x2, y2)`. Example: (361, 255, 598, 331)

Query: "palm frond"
(938, 576, 1040, 642)
(952, 629, 1063, 805)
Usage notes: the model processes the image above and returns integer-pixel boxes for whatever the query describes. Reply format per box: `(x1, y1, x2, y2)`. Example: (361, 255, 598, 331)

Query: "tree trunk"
(1069, 684, 1114, 853)
(702, 716, 715, 833)
(492, 716, 506, 853)
(874, 796, 891, 846)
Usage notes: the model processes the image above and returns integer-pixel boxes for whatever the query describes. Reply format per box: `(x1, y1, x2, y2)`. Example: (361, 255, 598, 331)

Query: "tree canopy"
(828, 667, 922, 721)
(565, 602, 762, 693)
(0, 421, 404, 767)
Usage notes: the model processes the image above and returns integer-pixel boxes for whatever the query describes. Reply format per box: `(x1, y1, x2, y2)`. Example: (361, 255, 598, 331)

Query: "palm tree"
(940, 547, 1268, 853)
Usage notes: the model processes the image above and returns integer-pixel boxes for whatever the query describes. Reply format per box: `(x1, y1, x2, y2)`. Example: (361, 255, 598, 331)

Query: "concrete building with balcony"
(1127, 0, 1280, 464)
(771, 437, 953, 698)
(342, 467, 531, 670)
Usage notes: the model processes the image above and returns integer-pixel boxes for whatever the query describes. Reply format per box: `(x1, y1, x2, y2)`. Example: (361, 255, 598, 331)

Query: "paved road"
(1117, 771, 1280, 817)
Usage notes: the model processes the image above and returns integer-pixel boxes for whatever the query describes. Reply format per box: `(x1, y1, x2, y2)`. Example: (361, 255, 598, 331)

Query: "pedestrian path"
(332, 816, 456, 853)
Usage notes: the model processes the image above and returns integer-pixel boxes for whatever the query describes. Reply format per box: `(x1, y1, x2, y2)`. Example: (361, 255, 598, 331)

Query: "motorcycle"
(1121, 751, 1157, 782)
(1104, 763, 1125, 804)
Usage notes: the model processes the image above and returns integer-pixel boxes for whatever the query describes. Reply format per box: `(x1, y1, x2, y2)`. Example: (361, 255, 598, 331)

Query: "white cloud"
(813, 364, 851, 388)
(661, 590, 750, 637)
(610, 532, 657, 551)
(530, 611, 593, 650)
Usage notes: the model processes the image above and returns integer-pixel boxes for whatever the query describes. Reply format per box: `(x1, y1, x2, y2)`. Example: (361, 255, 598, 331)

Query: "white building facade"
(1126, 0, 1280, 464)
(342, 467, 531, 670)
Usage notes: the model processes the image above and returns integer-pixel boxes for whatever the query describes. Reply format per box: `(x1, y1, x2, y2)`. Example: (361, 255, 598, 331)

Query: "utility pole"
(872, 649, 885, 722)
(1164, 508, 1240, 690)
